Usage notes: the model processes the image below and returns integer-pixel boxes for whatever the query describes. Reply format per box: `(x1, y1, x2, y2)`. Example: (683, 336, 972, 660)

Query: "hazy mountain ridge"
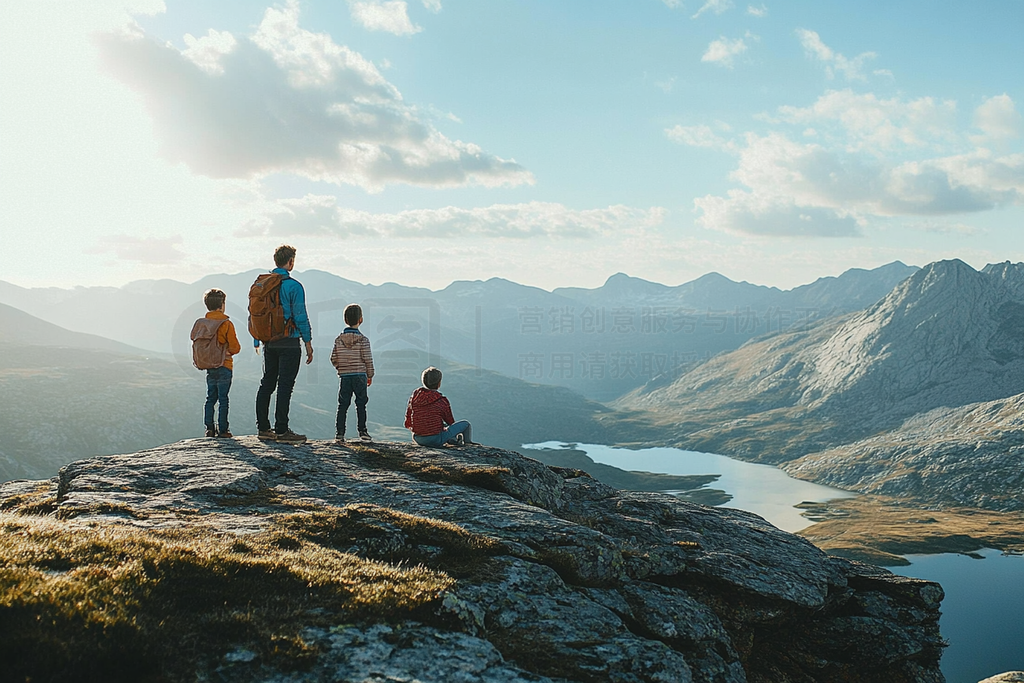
(0, 302, 154, 355)
(620, 259, 1024, 463)
(0, 262, 918, 401)
(0, 308, 665, 483)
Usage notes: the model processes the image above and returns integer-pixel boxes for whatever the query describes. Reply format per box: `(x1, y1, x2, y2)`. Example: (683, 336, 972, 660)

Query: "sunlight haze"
(2, 0, 1022, 290)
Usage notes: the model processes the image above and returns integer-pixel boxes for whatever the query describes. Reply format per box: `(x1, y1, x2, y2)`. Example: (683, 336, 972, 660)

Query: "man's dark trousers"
(256, 338, 302, 434)
(336, 374, 368, 436)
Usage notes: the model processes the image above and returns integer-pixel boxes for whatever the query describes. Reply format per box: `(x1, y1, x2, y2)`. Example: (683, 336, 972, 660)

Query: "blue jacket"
(254, 268, 312, 346)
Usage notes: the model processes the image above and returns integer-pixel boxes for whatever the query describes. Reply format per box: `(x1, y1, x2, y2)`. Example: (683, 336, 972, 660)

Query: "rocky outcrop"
(1, 437, 945, 682)
(783, 394, 1024, 512)
(979, 673, 1024, 683)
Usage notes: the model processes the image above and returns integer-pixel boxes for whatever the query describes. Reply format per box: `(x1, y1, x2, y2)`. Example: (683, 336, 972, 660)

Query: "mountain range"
(0, 262, 917, 401)
(621, 259, 1024, 469)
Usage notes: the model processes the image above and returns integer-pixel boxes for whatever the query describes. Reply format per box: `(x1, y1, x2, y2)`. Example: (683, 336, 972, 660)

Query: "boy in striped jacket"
(330, 304, 374, 442)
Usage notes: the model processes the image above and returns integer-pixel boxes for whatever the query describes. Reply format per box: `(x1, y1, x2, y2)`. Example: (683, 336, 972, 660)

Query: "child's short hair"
(274, 244, 296, 267)
(344, 304, 362, 327)
(203, 288, 226, 311)
(422, 366, 442, 390)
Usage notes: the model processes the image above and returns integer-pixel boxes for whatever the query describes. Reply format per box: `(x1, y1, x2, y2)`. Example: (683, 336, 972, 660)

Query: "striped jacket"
(330, 328, 374, 379)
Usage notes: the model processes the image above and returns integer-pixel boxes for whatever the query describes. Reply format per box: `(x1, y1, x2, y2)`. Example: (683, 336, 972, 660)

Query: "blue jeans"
(336, 374, 368, 435)
(413, 420, 472, 447)
(255, 341, 302, 433)
(204, 366, 232, 433)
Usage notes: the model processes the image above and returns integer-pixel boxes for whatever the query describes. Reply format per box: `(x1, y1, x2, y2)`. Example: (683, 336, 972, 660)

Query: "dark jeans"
(255, 340, 301, 434)
(336, 374, 368, 435)
(205, 366, 232, 433)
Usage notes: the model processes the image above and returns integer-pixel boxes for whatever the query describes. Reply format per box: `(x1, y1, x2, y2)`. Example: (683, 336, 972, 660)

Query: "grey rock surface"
(978, 674, 1024, 683)
(0, 437, 946, 682)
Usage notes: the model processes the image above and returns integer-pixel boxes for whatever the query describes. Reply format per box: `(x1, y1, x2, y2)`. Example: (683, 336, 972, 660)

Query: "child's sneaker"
(218, 430, 233, 438)
(359, 430, 372, 441)
(276, 430, 307, 445)
(257, 429, 278, 442)
(455, 433, 465, 446)
(205, 427, 216, 438)
(335, 433, 345, 443)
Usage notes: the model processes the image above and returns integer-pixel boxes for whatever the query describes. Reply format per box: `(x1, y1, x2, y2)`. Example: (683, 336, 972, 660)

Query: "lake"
(523, 442, 1024, 683)
(522, 441, 854, 532)
(896, 550, 1024, 683)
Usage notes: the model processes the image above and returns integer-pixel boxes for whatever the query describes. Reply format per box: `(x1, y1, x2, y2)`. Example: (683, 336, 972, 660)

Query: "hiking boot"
(276, 430, 307, 445)
(205, 427, 216, 438)
(257, 429, 278, 442)
(335, 433, 345, 443)
(218, 430, 233, 438)
(359, 430, 372, 441)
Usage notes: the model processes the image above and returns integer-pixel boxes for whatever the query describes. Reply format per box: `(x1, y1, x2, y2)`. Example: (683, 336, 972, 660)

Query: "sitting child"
(404, 366, 475, 447)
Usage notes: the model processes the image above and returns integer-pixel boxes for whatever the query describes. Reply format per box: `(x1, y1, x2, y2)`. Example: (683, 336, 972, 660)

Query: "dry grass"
(0, 504, 463, 682)
(279, 503, 507, 578)
(797, 495, 1024, 566)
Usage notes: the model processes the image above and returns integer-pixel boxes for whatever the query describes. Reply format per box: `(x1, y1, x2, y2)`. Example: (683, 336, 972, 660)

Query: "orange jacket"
(205, 311, 241, 369)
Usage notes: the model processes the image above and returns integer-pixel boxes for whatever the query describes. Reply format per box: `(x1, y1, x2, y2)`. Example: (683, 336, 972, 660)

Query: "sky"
(1, 0, 1023, 291)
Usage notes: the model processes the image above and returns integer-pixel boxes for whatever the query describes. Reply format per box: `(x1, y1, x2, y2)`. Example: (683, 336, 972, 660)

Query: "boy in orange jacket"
(195, 288, 241, 437)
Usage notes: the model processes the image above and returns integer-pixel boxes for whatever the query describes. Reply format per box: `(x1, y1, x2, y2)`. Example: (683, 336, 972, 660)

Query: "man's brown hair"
(274, 245, 297, 268)
(344, 304, 362, 327)
(421, 366, 442, 390)
(203, 288, 226, 312)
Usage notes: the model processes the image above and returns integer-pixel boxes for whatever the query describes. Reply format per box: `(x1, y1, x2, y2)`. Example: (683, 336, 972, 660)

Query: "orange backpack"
(190, 318, 228, 370)
(248, 273, 295, 343)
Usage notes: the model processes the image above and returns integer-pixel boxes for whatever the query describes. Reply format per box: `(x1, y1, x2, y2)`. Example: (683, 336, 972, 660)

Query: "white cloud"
(87, 234, 186, 263)
(665, 124, 732, 149)
(348, 0, 421, 35)
(796, 29, 876, 81)
(747, 4, 768, 17)
(692, 0, 734, 19)
(693, 132, 1024, 236)
(96, 2, 531, 191)
(906, 220, 984, 236)
(702, 36, 747, 68)
(239, 198, 667, 239)
(776, 90, 958, 152)
(182, 29, 237, 75)
(972, 94, 1023, 145)
(695, 192, 861, 237)
(422, 0, 442, 12)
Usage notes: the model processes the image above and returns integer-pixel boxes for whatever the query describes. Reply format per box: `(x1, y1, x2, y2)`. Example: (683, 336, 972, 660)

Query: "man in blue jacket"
(255, 244, 314, 445)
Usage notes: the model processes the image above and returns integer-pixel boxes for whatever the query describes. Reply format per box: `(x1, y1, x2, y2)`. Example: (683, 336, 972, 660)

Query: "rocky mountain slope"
(0, 438, 945, 682)
(783, 393, 1024, 512)
(621, 259, 1024, 462)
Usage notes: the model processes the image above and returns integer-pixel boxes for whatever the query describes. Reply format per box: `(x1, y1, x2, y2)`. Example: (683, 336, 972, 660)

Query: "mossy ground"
(0, 495, 505, 683)
(797, 495, 1024, 566)
(349, 443, 513, 494)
